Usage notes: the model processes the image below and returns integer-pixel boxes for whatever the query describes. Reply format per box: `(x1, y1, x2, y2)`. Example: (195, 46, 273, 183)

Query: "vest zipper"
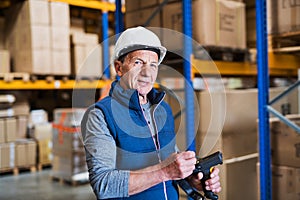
(139, 93, 168, 200)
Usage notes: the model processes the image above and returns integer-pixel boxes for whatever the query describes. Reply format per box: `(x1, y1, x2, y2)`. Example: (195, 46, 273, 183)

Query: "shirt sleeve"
(83, 108, 130, 199)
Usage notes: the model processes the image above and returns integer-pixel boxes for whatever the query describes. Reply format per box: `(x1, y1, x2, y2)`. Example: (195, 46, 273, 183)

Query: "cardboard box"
(161, 2, 183, 51)
(52, 50, 71, 75)
(13, 48, 52, 74)
(15, 141, 27, 166)
(193, 0, 246, 49)
(0, 17, 4, 49)
(15, 139, 37, 167)
(160, 0, 246, 50)
(37, 139, 52, 164)
(27, 140, 37, 166)
(71, 32, 99, 45)
(17, 116, 28, 139)
(49, 2, 70, 27)
(0, 119, 5, 143)
(272, 165, 297, 200)
(52, 109, 85, 158)
(246, 7, 256, 48)
(29, 25, 51, 49)
(5, 117, 17, 142)
(15, 0, 50, 26)
(257, 164, 300, 200)
(50, 26, 70, 50)
(125, 0, 159, 12)
(71, 44, 102, 77)
(70, 32, 102, 77)
(30, 123, 52, 140)
(270, 115, 300, 168)
(52, 130, 84, 153)
(267, 0, 300, 34)
(8, 25, 50, 50)
(219, 155, 258, 200)
(0, 50, 10, 73)
(12, 102, 30, 116)
(296, 168, 300, 199)
(197, 88, 298, 159)
(0, 143, 15, 169)
(7, 1, 52, 74)
(125, 7, 161, 28)
(29, 109, 48, 125)
(51, 154, 88, 181)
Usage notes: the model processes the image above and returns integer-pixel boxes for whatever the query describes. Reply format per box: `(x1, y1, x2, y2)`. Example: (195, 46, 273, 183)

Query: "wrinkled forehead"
(125, 50, 159, 62)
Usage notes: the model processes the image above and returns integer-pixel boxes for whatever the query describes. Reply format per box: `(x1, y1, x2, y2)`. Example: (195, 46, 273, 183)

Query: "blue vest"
(81, 81, 179, 200)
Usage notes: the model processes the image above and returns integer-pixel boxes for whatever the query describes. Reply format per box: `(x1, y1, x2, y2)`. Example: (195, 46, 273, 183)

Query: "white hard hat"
(112, 26, 167, 65)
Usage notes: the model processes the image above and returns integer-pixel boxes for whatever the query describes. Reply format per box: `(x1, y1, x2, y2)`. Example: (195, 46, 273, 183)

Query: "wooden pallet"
(194, 45, 249, 62)
(0, 165, 37, 176)
(50, 175, 89, 186)
(37, 162, 52, 171)
(269, 31, 300, 54)
(0, 72, 30, 82)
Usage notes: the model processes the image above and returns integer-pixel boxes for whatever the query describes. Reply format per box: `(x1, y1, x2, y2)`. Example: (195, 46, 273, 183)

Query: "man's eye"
(150, 63, 158, 68)
(134, 60, 143, 66)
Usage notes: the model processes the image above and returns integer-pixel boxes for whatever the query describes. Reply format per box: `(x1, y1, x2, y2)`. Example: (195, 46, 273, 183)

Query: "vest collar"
(109, 80, 165, 111)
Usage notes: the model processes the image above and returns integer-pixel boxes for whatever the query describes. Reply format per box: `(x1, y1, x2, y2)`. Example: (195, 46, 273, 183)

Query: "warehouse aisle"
(0, 169, 96, 200)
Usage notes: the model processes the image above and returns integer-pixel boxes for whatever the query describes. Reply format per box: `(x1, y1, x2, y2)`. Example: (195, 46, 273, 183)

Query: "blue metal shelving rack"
(256, 0, 272, 199)
(102, 7, 110, 79)
(182, 0, 195, 152)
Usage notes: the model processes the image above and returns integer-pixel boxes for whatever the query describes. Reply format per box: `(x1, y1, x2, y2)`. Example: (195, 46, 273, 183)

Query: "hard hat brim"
(116, 44, 167, 65)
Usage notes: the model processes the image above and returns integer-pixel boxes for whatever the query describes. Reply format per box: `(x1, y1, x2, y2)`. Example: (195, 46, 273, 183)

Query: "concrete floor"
(0, 169, 96, 200)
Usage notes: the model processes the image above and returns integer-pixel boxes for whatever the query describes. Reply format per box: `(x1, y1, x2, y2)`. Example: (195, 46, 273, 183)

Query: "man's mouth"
(138, 80, 150, 87)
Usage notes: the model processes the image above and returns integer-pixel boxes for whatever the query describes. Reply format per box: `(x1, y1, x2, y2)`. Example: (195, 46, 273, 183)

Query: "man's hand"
(187, 167, 222, 193)
(160, 151, 197, 181)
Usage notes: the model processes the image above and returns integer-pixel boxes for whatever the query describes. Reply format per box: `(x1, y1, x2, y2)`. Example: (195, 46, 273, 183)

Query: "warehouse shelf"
(49, 0, 124, 12)
(0, 79, 111, 90)
(192, 52, 300, 77)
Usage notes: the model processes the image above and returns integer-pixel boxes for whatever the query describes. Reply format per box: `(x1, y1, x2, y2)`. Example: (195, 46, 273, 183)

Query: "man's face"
(115, 50, 159, 96)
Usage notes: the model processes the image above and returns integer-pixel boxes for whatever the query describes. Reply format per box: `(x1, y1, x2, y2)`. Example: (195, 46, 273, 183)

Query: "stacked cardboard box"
(267, 0, 300, 35)
(28, 109, 53, 165)
(0, 50, 9, 73)
(125, 0, 161, 28)
(70, 31, 102, 77)
(193, 0, 246, 49)
(3, 117, 17, 142)
(270, 115, 300, 168)
(6, 0, 72, 75)
(197, 88, 298, 200)
(7, 0, 52, 74)
(49, 1, 71, 75)
(51, 108, 87, 181)
(14, 139, 36, 167)
(267, 115, 300, 200)
(0, 143, 14, 170)
(125, 0, 246, 51)
(257, 165, 300, 200)
(0, 17, 4, 49)
(0, 21, 10, 72)
(0, 138, 37, 170)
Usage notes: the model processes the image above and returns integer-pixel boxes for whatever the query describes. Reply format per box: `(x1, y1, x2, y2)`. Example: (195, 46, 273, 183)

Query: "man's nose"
(140, 64, 152, 76)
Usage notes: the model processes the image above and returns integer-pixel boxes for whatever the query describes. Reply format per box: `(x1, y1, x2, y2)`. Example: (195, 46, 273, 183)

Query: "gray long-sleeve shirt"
(84, 101, 158, 199)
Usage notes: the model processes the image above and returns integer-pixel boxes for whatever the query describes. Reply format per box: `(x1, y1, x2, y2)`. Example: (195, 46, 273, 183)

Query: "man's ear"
(114, 60, 123, 77)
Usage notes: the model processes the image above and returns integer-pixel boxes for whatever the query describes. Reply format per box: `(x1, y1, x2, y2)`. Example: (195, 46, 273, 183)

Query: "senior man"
(81, 26, 221, 200)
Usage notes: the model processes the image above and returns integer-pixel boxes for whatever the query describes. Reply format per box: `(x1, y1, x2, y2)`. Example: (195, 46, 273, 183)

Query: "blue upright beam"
(115, 0, 123, 35)
(102, 10, 110, 79)
(183, 0, 195, 152)
(256, 0, 272, 199)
